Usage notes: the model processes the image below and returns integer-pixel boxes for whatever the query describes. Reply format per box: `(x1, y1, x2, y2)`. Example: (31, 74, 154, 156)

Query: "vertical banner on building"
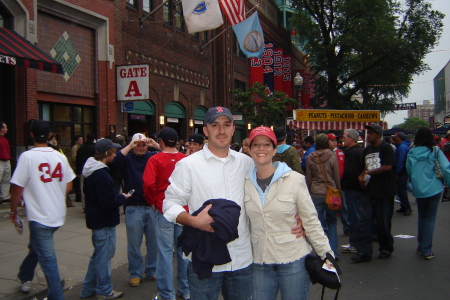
(273, 48, 284, 94)
(263, 42, 274, 93)
(309, 76, 316, 108)
(299, 69, 310, 109)
(249, 57, 264, 86)
(283, 55, 292, 98)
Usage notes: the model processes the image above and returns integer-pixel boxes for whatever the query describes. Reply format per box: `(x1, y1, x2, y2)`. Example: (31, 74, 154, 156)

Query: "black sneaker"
(404, 208, 413, 216)
(351, 254, 371, 263)
(396, 208, 406, 213)
(379, 252, 391, 259)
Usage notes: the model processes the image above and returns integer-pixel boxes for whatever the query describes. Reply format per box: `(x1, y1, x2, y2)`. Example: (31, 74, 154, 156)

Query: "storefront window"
(54, 105, 71, 122)
(38, 103, 95, 154)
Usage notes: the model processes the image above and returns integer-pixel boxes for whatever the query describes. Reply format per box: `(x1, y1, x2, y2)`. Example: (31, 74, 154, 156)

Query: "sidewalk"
(0, 196, 130, 300)
(3, 193, 450, 299)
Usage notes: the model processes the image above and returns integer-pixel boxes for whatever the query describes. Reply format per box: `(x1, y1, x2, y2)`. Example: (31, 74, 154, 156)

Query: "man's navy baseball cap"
(204, 106, 233, 126)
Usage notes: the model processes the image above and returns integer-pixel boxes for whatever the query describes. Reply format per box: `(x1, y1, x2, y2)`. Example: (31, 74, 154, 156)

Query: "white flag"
(183, 0, 224, 34)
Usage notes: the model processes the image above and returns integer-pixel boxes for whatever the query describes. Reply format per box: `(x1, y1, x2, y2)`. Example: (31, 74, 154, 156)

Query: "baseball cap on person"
(31, 120, 51, 139)
(249, 126, 277, 146)
(327, 133, 337, 140)
(365, 123, 383, 136)
(132, 133, 146, 142)
(204, 106, 233, 126)
(157, 127, 178, 144)
(273, 127, 286, 142)
(393, 132, 407, 140)
(189, 133, 205, 144)
(95, 138, 120, 153)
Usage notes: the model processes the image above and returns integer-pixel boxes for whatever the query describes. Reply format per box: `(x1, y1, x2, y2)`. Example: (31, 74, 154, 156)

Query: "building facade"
(1, 0, 307, 159)
(407, 100, 435, 123)
(434, 59, 450, 125)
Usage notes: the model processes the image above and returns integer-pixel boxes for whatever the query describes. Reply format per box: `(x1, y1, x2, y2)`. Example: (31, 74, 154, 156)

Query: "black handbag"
(305, 247, 342, 299)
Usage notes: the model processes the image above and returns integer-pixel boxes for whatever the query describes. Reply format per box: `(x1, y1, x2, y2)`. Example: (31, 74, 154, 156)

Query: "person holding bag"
(406, 127, 450, 260)
(305, 133, 341, 257)
(244, 127, 334, 300)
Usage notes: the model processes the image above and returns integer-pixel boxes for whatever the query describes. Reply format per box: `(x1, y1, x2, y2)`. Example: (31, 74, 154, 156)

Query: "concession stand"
(288, 109, 387, 147)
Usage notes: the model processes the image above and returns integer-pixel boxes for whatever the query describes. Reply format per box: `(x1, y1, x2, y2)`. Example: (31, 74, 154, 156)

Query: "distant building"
(408, 100, 434, 123)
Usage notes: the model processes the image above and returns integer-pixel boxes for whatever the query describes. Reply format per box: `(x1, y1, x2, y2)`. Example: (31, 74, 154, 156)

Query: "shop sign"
(117, 64, 149, 101)
(121, 102, 134, 112)
(294, 109, 380, 122)
(130, 114, 146, 121)
(167, 118, 179, 123)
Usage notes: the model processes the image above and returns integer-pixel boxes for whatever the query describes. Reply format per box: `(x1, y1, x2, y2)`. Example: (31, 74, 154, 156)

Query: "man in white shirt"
(163, 107, 303, 300)
(9, 120, 75, 299)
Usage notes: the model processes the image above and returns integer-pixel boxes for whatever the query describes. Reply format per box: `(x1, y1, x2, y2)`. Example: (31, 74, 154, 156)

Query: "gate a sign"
(117, 64, 149, 101)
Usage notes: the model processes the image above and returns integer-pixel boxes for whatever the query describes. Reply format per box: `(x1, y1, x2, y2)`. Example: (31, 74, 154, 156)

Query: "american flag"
(219, 0, 246, 26)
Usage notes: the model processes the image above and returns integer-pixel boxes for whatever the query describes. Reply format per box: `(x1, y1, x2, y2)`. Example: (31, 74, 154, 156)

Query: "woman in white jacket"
(244, 126, 333, 300)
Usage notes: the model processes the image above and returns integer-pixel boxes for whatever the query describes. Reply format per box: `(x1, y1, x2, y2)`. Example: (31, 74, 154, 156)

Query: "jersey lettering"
(39, 162, 63, 182)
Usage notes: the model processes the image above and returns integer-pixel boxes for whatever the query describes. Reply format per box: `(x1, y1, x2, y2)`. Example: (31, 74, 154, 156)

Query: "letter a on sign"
(116, 64, 150, 101)
(125, 81, 143, 97)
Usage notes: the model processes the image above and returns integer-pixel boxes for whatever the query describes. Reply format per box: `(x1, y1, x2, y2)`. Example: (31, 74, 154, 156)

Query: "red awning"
(288, 120, 387, 131)
(0, 28, 63, 74)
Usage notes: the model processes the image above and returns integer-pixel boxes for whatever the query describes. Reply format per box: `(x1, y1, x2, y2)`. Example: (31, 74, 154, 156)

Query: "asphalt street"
(2, 192, 450, 300)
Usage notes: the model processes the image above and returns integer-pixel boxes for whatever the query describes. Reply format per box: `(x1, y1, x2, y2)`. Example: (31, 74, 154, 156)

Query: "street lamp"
(293, 72, 303, 109)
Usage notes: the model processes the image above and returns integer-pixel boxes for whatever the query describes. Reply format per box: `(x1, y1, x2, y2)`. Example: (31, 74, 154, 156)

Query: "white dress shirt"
(163, 143, 254, 272)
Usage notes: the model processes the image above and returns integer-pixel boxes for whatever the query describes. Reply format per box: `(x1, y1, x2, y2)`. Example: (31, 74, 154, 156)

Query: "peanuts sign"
(116, 64, 149, 101)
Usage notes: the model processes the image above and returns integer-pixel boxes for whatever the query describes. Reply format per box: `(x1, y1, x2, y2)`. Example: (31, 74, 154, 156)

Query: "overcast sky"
(383, 0, 450, 127)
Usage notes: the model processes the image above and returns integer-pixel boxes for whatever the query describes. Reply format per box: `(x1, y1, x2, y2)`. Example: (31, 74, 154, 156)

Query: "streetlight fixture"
(293, 72, 303, 109)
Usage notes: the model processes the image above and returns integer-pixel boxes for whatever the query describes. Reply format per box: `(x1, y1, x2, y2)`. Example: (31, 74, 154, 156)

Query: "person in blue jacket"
(301, 136, 315, 172)
(406, 127, 449, 260)
(80, 138, 132, 299)
(392, 132, 412, 215)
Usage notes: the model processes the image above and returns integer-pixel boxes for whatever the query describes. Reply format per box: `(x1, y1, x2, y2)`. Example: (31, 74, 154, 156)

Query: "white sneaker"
(97, 290, 124, 299)
(17, 278, 32, 292)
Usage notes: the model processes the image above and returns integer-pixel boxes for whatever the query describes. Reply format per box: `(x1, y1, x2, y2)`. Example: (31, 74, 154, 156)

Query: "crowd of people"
(3, 109, 450, 300)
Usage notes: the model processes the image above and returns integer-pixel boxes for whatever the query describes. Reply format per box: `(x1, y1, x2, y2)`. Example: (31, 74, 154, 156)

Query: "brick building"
(407, 100, 435, 123)
(1, 0, 307, 158)
(1, 0, 116, 158)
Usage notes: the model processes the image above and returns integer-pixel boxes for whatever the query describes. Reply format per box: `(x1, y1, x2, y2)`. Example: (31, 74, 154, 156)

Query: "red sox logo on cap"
(216, 107, 223, 113)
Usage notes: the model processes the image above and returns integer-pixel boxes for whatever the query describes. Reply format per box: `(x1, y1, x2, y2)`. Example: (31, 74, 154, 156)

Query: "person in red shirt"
(142, 127, 190, 300)
(0, 122, 11, 203)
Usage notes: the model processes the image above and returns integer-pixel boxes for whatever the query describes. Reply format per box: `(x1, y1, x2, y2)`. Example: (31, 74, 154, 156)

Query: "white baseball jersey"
(11, 147, 76, 227)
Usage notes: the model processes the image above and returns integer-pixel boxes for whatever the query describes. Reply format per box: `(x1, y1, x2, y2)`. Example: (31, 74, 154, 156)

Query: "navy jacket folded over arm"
(177, 199, 241, 279)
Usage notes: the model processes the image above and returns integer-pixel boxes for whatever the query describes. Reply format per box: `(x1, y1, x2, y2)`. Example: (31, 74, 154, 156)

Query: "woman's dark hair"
(414, 127, 434, 150)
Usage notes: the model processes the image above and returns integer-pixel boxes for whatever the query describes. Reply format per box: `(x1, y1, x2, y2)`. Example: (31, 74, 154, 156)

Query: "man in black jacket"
(79, 138, 130, 299)
(76, 133, 96, 210)
(341, 129, 364, 254)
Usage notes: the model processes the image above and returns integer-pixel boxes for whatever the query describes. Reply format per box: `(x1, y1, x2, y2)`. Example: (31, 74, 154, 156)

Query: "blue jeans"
(125, 205, 157, 279)
(343, 189, 362, 247)
(252, 257, 310, 300)
(312, 197, 337, 255)
(340, 190, 350, 233)
(155, 211, 189, 300)
(397, 173, 411, 210)
(354, 196, 394, 257)
(18, 221, 63, 300)
(187, 262, 252, 300)
(417, 192, 442, 256)
(80, 227, 116, 297)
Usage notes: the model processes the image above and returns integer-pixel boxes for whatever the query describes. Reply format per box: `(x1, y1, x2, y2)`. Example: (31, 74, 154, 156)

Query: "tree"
(290, 0, 444, 113)
(394, 117, 429, 132)
(231, 82, 297, 127)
